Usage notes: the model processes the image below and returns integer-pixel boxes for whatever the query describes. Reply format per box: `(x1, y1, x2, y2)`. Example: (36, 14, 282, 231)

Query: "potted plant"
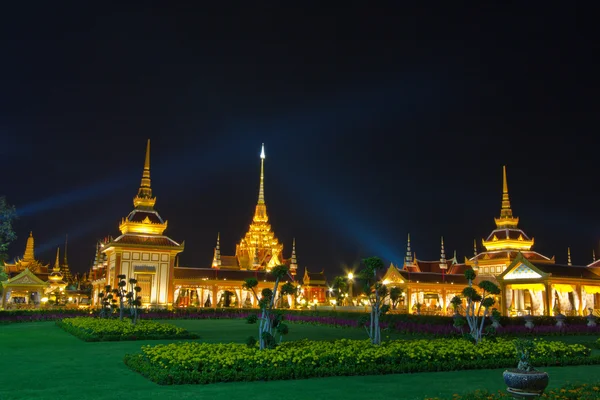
(503, 339, 549, 397)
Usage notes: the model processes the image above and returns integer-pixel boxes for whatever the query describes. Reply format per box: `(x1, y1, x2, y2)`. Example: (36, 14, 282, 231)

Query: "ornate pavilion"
(89, 141, 327, 309)
(1, 233, 83, 309)
(382, 167, 600, 317)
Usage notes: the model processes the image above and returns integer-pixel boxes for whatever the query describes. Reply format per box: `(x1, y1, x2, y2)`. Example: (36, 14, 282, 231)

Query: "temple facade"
(1, 232, 81, 309)
(383, 167, 600, 317)
(89, 140, 184, 308)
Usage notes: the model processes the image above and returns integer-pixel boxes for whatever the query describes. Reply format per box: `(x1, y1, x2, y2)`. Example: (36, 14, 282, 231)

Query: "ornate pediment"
(3, 268, 48, 287)
(500, 254, 546, 281)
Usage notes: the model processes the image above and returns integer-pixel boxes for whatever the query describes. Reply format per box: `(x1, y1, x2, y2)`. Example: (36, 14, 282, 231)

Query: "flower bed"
(57, 317, 199, 342)
(124, 337, 595, 385)
(427, 382, 600, 399)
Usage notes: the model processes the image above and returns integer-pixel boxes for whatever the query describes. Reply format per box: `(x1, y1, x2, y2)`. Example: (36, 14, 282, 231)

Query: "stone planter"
(452, 313, 463, 331)
(503, 369, 549, 397)
(555, 313, 566, 328)
(523, 315, 534, 329)
(491, 316, 502, 329)
(587, 314, 597, 327)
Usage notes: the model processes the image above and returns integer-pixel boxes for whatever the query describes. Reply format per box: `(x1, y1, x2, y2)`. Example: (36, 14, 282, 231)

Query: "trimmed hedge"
(56, 317, 199, 342)
(124, 337, 594, 385)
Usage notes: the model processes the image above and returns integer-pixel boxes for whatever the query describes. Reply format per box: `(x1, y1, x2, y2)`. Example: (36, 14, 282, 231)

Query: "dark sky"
(1, 3, 598, 277)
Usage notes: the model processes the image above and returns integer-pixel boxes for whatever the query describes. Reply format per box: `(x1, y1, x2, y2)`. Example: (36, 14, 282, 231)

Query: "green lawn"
(0, 319, 598, 400)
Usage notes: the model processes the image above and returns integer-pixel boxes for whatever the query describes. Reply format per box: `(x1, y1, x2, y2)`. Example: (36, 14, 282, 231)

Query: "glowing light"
(382, 279, 390, 285)
(41, 297, 48, 303)
(260, 143, 265, 159)
(347, 273, 354, 280)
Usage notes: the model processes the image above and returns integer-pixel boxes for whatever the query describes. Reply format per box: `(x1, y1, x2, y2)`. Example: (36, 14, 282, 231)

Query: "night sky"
(1, 3, 598, 277)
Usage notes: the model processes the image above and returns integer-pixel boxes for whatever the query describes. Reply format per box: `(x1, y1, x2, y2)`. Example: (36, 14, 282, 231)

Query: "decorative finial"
(64, 234, 68, 265)
(405, 233, 413, 267)
(212, 233, 221, 267)
(568, 247, 572, 266)
(594, 249, 596, 263)
(258, 143, 266, 204)
(473, 239, 479, 270)
(439, 236, 447, 270)
(133, 139, 156, 209)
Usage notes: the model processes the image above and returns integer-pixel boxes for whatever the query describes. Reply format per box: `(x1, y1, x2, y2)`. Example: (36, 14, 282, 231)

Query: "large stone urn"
(504, 339, 549, 398)
(503, 369, 549, 398)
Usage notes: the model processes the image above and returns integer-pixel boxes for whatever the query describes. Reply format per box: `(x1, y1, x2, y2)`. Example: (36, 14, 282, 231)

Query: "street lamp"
(347, 273, 354, 306)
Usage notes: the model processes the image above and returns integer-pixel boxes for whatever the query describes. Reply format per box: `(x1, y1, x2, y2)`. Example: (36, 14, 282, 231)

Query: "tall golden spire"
(23, 231, 35, 261)
(404, 234, 413, 267)
(253, 143, 268, 222)
(258, 143, 265, 204)
(212, 233, 221, 268)
(133, 139, 156, 209)
(494, 166, 519, 228)
(63, 234, 68, 265)
(568, 247, 572, 266)
(593, 249, 596, 263)
(439, 236, 447, 270)
(54, 247, 61, 272)
(290, 238, 298, 276)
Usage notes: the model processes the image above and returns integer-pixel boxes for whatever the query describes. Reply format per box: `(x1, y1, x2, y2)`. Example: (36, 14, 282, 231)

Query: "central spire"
(253, 143, 268, 222)
(133, 139, 156, 209)
(258, 143, 265, 204)
(24, 231, 35, 261)
(494, 166, 519, 228)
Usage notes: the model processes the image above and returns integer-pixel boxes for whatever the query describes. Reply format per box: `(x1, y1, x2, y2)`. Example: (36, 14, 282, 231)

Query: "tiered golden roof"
(118, 139, 168, 236)
(235, 144, 283, 270)
(3, 232, 49, 273)
(482, 166, 534, 252)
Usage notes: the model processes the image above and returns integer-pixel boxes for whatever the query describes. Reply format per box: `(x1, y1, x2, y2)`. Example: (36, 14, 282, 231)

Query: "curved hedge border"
(56, 318, 199, 342)
(123, 338, 596, 385)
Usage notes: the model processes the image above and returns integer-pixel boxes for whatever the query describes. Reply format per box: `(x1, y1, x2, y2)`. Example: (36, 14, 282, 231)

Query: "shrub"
(124, 337, 594, 385)
(56, 317, 198, 342)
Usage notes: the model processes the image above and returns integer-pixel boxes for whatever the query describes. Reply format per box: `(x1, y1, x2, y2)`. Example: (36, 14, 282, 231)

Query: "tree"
(389, 287, 403, 310)
(98, 285, 116, 318)
(331, 276, 348, 303)
(460, 268, 500, 343)
(358, 256, 389, 345)
(243, 265, 295, 350)
(0, 197, 17, 285)
(112, 275, 128, 320)
(126, 278, 142, 324)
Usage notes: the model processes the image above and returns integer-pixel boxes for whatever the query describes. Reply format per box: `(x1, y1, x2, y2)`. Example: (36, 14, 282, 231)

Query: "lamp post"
(347, 273, 354, 306)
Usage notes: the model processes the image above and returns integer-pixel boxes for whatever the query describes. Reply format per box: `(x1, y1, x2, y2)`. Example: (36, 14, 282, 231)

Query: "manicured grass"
(0, 320, 598, 400)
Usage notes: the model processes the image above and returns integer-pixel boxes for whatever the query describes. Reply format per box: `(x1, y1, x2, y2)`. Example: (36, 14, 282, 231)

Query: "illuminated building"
(384, 167, 600, 317)
(90, 140, 184, 308)
(172, 144, 323, 308)
(1, 233, 78, 308)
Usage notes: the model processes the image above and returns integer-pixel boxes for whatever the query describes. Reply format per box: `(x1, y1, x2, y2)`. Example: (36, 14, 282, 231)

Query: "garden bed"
(428, 382, 600, 399)
(124, 337, 597, 385)
(56, 317, 199, 342)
